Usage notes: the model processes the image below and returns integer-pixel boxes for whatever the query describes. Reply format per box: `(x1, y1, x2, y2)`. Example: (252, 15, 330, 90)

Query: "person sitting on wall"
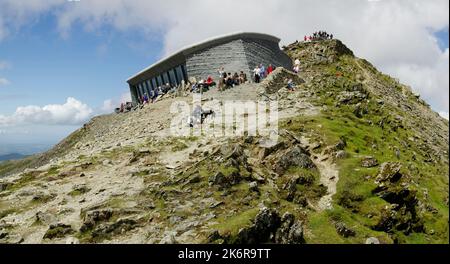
(205, 75, 216, 88)
(163, 83, 171, 94)
(191, 81, 199, 93)
(219, 71, 227, 91)
(151, 88, 159, 103)
(225, 73, 234, 88)
(143, 93, 149, 104)
(286, 78, 295, 92)
(233, 72, 240, 86)
(198, 79, 209, 93)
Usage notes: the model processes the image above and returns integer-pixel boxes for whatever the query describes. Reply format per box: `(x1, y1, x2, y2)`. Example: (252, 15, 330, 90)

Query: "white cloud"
(0, 97, 93, 127)
(99, 92, 132, 114)
(439, 111, 449, 120)
(100, 99, 115, 113)
(0, 78, 10, 86)
(0, 0, 448, 114)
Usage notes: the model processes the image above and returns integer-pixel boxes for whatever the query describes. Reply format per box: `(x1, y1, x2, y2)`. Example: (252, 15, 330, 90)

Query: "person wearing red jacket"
(267, 64, 274, 75)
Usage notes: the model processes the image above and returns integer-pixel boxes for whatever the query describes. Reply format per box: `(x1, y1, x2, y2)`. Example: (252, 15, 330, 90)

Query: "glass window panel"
(169, 69, 177, 86)
(181, 64, 188, 81)
(145, 80, 151, 93)
(162, 73, 168, 85)
(176, 66, 184, 83)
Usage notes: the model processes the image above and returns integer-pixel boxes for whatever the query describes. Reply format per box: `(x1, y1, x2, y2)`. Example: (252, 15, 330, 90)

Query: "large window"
(145, 80, 151, 92)
(181, 64, 188, 81)
(134, 85, 140, 99)
(175, 66, 184, 83)
(162, 72, 169, 85)
(169, 69, 177, 86)
(138, 83, 144, 98)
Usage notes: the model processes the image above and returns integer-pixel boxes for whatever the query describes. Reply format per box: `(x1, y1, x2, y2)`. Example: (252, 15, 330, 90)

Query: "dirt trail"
(299, 136, 339, 211)
(314, 154, 339, 210)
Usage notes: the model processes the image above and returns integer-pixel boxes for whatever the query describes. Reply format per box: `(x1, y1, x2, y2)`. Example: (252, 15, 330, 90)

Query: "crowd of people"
(136, 82, 179, 106)
(116, 63, 281, 113)
(252, 64, 275, 83)
(304, 31, 333, 42)
(217, 67, 248, 90)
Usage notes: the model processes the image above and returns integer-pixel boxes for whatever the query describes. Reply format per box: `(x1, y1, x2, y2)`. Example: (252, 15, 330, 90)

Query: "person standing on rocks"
(294, 59, 301, 73)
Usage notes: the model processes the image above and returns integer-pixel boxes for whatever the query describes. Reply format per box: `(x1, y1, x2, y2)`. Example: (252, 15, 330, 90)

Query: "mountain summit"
(0, 38, 448, 244)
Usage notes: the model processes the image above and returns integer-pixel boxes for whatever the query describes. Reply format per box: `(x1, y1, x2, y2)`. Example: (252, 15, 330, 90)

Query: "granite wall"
(186, 38, 292, 81)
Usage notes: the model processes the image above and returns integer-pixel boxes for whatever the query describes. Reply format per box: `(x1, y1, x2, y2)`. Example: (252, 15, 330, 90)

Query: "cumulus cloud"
(0, 0, 448, 114)
(99, 92, 132, 114)
(439, 111, 449, 120)
(0, 97, 93, 127)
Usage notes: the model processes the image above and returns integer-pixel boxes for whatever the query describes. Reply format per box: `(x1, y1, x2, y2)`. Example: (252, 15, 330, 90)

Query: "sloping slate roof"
(127, 32, 281, 84)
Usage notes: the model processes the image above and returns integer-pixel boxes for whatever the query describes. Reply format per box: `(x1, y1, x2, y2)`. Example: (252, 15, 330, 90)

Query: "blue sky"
(0, 14, 162, 114)
(0, 0, 448, 155)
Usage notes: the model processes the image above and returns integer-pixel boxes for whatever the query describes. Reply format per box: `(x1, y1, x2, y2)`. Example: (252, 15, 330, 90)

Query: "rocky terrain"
(0, 39, 448, 244)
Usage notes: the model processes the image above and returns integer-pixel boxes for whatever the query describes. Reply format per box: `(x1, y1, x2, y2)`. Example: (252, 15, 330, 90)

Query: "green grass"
(212, 208, 259, 238)
(280, 83, 449, 243)
(0, 156, 36, 178)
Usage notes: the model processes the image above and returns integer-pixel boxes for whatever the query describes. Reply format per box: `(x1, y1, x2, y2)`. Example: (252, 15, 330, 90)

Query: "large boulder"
(233, 208, 281, 244)
(43, 223, 75, 239)
(80, 209, 114, 232)
(228, 208, 305, 244)
(335, 222, 356, 238)
(91, 218, 138, 238)
(274, 146, 316, 175)
(274, 212, 304, 244)
(375, 162, 403, 183)
(361, 156, 379, 168)
(260, 67, 305, 94)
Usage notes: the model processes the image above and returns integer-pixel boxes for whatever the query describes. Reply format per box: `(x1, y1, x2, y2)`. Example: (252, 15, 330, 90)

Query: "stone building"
(126, 32, 292, 104)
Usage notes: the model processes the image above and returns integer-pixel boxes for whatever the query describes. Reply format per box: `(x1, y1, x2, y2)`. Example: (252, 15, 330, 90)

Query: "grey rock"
(376, 162, 402, 183)
(80, 209, 114, 232)
(365, 237, 380, 244)
(274, 146, 315, 175)
(92, 218, 138, 237)
(249, 182, 258, 192)
(361, 156, 379, 168)
(159, 231, 178, 244)
(335, 150, 348, 160)
(35, 211, 57, 225)
(188, 175, 201, 184)
(335, 222, 356, 238)
(43, 223, 75, 239)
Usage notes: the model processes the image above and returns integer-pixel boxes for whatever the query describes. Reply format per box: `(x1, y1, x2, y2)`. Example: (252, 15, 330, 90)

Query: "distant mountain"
(0, 153, 27, 162)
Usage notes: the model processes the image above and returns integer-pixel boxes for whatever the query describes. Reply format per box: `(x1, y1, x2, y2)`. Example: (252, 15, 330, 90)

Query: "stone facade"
(127, 32, 292, 105)
(186, 38, 292, 80)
